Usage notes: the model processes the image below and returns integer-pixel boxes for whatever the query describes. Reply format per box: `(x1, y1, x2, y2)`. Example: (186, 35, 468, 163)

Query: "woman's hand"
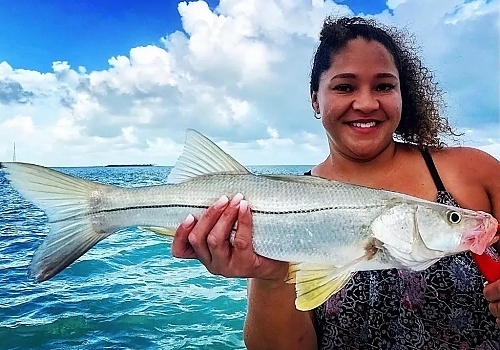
(171, 193, 289, 282)
(484, 280, 500, 327)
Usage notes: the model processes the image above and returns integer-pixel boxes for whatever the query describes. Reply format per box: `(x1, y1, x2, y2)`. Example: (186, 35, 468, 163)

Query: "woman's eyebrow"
(376, 72, 398, 79)
(331, 73, 356, 80)
(330, 72, 398, 80)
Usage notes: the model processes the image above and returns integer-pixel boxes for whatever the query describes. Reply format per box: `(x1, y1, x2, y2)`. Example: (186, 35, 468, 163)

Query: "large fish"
(1, 130, 498, 311)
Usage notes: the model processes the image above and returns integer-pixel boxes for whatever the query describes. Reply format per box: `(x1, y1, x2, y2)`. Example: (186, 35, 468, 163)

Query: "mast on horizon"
(13, 142, 16, 162)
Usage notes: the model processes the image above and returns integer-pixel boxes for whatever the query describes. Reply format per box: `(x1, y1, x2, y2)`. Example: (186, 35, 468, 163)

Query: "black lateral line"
(89, 204, 376, 216)
(50, 203, 379, 223)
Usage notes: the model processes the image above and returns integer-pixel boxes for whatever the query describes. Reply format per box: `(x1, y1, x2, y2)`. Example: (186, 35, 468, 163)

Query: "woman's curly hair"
(310, 16, 458, 148)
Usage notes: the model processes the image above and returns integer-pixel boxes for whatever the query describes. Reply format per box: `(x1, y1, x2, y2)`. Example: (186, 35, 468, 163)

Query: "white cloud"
(0, 0, 498, 167)
(444, 0, 498, 24)
(1, 115, 35, 134)
(386, 0, 409, 10)
(267, 127, 279, 139)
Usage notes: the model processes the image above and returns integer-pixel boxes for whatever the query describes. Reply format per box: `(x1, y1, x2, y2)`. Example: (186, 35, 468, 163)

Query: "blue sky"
(0, 0, 498, 166)
(1, 0, 387, 72)
(0, 0, 215, 72)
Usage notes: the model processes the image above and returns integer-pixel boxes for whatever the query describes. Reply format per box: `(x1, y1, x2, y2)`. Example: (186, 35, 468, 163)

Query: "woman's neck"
(313, 141, 404, 186)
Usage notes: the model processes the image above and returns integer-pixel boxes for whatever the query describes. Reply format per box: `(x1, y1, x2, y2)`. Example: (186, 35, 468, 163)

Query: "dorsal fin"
(167, 129, 250, 183)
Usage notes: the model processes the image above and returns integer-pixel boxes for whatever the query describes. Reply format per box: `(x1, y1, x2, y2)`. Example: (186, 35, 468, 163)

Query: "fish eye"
(447, 211, 462, 224)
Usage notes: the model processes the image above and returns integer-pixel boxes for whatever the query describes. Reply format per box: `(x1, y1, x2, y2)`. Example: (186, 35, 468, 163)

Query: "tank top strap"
(419, 148, 447, 192)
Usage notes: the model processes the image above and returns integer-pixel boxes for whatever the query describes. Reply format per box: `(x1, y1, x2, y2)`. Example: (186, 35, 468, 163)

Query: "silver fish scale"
(96, 173, 396, 265)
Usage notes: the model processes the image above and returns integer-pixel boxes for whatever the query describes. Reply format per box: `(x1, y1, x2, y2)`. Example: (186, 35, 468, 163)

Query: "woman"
(171, 16, 500, 349)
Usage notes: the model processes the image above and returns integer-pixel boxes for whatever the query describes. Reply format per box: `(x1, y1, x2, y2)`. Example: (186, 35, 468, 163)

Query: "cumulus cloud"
(0, 0, 498, 166)
(0, 80, 35, 105)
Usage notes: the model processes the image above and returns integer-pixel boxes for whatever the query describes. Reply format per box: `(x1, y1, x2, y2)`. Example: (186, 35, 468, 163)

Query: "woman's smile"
(345, 119, 382, 133)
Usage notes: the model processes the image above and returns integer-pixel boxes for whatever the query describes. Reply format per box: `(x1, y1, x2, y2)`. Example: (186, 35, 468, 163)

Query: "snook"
(1, 130, 498, 311)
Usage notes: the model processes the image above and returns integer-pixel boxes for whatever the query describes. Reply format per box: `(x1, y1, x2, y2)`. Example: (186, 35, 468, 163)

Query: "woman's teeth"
(351, 121, 377, 128)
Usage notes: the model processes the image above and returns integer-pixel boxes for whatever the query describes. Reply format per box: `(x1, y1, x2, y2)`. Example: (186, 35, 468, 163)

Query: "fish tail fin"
(1, 162, 113, 282)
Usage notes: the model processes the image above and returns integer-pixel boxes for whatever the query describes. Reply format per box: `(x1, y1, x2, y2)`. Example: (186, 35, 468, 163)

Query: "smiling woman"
(172, 15, 500, 350)
(312, 38, 403, 160)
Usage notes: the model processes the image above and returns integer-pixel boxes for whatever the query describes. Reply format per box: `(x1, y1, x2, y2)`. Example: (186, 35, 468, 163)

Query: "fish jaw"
(459, 213, 499, 254)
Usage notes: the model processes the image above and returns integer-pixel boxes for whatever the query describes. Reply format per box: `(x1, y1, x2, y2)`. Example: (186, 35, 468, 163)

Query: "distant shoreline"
(104, 164, 154, 167)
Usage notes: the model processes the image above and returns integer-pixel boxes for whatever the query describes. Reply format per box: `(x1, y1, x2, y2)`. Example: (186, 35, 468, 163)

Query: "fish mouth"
(460, 216, 499, 254)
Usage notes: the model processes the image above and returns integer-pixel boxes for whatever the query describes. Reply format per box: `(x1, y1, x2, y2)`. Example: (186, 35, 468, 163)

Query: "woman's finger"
(484, 280, 500, 327)
(172, 214, 197, 259)
(484, 280, 500, 302)
(488, 301, 500, 318)
(206, 193, 243, 270)
(229, 200, 260, 275)
(230, 200, 289, 280)
(231, 200, 253, 252)
(188, 195, 229, 265)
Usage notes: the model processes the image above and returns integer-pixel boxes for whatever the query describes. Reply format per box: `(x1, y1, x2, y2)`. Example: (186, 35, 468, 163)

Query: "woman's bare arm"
(244, 278, 317, 350)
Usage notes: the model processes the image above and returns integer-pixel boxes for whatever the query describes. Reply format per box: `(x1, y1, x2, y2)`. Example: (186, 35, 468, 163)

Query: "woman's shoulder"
(428, 146, 499, 212)
(395, 143, 497, 174)
(429, 145, 497, 159)
(428, 146, 499, 176)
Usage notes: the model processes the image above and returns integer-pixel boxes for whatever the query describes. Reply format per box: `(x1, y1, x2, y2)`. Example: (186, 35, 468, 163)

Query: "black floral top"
(309, 151, 500, 350)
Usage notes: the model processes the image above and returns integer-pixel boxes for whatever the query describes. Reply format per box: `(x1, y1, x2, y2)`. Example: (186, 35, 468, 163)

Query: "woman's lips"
(350, 121, 377, 128)
(347, 120, 381, 133)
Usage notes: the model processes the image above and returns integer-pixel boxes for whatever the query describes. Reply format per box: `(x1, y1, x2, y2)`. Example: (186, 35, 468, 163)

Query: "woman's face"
(312, 38, 402, 161)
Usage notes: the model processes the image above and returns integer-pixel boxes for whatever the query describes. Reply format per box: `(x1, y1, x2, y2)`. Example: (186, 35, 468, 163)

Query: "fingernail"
(182, 214, 195, 227)
(230, 193, 244, 206)
(214, 195, 229, 209)
(239, 200, 248, 214)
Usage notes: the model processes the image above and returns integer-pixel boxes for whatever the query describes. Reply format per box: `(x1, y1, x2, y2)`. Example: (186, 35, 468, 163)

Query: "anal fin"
(139, 226, 176, 237)
(294, 264, 353, 311)
(286, 243, 381, 311)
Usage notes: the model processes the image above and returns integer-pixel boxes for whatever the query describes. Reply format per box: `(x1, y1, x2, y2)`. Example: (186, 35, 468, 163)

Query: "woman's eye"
(376, 83, 395, 91)
(333, 84, 353, 92)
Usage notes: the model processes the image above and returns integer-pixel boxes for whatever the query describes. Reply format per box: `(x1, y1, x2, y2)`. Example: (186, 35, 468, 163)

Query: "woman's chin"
(343, 140, 395, 161)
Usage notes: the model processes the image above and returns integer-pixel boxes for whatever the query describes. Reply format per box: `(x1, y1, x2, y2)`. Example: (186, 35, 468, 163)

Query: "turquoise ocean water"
(0, 165, 312, 350)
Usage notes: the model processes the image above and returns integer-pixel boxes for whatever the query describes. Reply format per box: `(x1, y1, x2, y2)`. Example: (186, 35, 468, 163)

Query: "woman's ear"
(311, 91, 320, 114)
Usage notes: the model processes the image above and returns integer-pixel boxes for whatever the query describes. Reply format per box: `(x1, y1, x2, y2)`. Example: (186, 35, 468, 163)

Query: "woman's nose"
(351, 89, 379, 113)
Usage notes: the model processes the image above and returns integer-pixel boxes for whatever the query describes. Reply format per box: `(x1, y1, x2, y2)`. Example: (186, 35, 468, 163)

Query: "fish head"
(415, 205, 498, 254)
